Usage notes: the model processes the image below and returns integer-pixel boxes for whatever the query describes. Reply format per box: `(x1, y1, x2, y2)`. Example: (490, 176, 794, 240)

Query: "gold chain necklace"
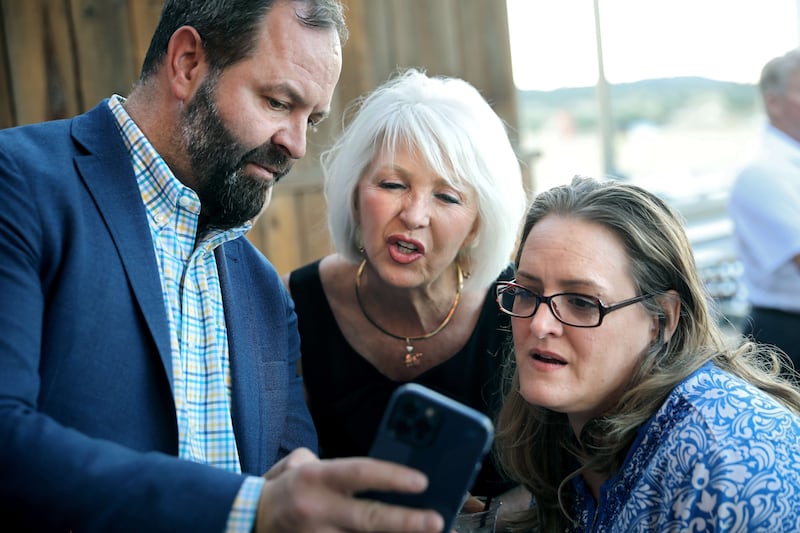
(354, 259, 463, 367)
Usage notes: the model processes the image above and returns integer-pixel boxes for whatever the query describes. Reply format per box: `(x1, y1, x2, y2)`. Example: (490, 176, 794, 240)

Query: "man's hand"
(255, 448, 444, 532)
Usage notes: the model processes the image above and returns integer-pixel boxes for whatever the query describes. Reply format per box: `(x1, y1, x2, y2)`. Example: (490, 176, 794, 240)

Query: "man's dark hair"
(139, 0, 347, 81)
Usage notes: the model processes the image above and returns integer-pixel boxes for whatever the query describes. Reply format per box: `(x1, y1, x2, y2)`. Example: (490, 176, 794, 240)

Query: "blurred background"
(508, 0, 800, 330)
(1, 0, 799, 329)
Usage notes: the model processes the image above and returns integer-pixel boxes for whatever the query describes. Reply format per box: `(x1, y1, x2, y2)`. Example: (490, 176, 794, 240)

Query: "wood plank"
(297, 187, 334, 263)
(337, 0, 376, 106)
(127, 0, 163, 81)
(0, 2, 14, 128)
(431, 0, 460, 76)
(256, 192, 304, 276)
(2, 1, 48, 124)
(455, 0, 518, 136)
(389, 0, 460, 76)
(360, 0, 393, 83)
(340, 0, 517, 132)
(46, 0, 81, 119)
(1, 0, 87, 124)
(69, 0, 136, 108)
(252, 187, 335, 276)
(333, 0, 393, 147)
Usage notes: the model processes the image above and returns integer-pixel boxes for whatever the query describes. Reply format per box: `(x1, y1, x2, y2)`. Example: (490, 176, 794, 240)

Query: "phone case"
(361, 383, 494, 532)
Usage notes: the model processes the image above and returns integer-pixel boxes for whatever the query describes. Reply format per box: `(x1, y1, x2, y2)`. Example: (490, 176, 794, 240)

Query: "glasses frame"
(495, 280, 653, 328)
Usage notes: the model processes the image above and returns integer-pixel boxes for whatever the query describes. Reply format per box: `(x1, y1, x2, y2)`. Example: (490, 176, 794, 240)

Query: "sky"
(507, 0, 800, 91)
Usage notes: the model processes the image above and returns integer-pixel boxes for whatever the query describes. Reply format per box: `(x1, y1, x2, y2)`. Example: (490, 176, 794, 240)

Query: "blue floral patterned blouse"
(568, 362, 800, 532)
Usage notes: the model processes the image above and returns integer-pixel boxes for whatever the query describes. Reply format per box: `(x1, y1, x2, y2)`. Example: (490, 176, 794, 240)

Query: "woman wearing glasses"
(494, 176, 800, 531)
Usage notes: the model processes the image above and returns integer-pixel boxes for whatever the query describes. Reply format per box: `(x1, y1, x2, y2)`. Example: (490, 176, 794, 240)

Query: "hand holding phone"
(360, 383, 494, 532)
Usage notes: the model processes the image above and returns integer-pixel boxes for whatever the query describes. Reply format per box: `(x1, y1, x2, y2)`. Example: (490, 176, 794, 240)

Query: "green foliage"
(517, 77, 759, 132)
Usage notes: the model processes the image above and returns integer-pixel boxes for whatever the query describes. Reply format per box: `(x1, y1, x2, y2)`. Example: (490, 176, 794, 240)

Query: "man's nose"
(271, 117, 307, 160)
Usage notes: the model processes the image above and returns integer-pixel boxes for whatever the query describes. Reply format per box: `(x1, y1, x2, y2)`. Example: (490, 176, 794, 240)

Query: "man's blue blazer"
(0, 100, 317, 531)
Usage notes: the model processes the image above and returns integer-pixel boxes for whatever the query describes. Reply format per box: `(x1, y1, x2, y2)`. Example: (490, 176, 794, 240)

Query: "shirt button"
(156, 214, 168, 225)
(179, 196, 193, 208)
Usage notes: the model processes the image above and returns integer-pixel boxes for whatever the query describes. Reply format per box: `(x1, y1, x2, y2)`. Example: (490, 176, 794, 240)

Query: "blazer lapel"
(71, 102, 174, 389)
(216, 244, 265, 474)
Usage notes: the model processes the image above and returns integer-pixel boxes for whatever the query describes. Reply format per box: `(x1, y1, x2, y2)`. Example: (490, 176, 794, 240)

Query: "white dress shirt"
(729, 124, 800, 312)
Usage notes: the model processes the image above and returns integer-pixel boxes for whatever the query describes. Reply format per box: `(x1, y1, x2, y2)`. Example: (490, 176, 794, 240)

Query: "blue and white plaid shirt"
(109, 95, 264, 532)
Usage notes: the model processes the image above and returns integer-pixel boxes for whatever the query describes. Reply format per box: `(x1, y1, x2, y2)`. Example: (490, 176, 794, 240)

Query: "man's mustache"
(240, 143, 291, 183)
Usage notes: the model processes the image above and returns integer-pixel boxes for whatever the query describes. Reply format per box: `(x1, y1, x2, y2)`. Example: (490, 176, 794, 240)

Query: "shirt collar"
(107, 95, 252, 247)
(762, 123, 800, 165)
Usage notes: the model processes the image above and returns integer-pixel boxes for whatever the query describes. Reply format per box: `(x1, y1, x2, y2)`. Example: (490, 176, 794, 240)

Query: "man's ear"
(165, 25, 208, 102)
(653, 289, 680, 344)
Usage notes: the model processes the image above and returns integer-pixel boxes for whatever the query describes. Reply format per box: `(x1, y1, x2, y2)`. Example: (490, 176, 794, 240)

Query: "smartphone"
(361, 383, 494, 532)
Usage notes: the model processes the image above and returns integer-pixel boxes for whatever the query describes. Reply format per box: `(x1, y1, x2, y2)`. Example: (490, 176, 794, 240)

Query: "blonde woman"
(285, 68, 527, 506)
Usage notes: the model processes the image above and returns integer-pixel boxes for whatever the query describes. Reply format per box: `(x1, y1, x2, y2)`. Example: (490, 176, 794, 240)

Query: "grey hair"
(759, 48, 800, 97)
(322, 68, 526, 290)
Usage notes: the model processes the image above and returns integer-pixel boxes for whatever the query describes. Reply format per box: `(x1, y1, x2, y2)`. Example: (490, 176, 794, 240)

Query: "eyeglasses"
(495, 280, 653, 328)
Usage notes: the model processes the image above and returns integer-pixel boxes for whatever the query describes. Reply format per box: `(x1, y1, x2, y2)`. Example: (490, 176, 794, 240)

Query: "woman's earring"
(456, 254, 471, 279)
(355, 226, 365, 255)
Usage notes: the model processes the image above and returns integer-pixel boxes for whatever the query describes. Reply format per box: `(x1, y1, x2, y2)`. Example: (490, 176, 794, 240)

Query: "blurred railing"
(668, 190, 749, 330)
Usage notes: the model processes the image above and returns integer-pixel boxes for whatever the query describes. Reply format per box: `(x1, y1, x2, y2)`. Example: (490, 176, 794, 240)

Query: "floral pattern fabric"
(570, 362, 800, 532)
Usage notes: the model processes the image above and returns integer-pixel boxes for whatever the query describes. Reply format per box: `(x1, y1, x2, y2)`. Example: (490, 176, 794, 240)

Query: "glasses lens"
(499, 284, 536, 317)
(551, 294, 601, 327)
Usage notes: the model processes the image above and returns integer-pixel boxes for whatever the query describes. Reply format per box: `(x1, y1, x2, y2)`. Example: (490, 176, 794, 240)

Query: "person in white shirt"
(729, 48, 800, 376)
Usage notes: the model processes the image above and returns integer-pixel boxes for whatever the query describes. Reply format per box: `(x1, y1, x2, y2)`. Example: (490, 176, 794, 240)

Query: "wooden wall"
(0, 0, 518, 275)
(0, 0, 163, 126)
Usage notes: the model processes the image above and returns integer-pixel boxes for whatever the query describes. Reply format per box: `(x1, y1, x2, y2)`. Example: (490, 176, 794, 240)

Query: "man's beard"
(181, 78, 291, 232)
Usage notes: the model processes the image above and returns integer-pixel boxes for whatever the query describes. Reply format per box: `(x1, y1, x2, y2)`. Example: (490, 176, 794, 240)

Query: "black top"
(289, 260, 515, 497)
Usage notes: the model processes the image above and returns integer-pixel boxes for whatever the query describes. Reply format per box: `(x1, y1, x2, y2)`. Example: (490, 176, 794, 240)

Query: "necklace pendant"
(405, 341, 422, 367)
(354, 259, 462, 371)
(404, 351, 423, 367)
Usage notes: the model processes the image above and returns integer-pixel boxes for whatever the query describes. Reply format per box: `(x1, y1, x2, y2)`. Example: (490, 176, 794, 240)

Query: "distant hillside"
(517, 77, 759, 132)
